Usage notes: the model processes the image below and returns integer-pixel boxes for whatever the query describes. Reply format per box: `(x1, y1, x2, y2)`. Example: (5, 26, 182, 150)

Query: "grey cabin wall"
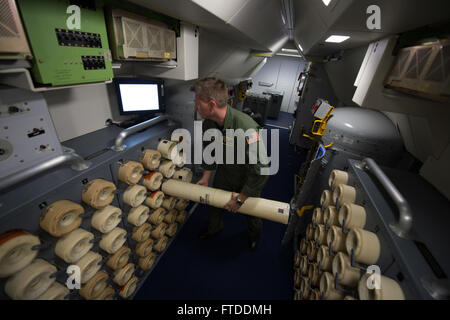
(324, 45, 369, 107)
(249, 55, 308, 113)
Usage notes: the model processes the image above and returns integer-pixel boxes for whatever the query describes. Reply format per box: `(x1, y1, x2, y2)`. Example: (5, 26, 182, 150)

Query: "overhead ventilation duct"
(280, 0, 294, 40)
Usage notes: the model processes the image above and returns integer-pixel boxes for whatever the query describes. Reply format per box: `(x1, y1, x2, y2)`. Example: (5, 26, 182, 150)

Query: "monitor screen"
(114, 78, 165, 115)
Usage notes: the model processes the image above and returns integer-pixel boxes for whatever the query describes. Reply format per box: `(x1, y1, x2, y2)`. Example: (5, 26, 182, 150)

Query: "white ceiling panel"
(294, 0, 450, 56)
(192, 0, 252, 22)
(129, 0, 289, 51)
(333, 0, 450, 34)
(293, 0, 328, 54)
(227, 0, 287, 51)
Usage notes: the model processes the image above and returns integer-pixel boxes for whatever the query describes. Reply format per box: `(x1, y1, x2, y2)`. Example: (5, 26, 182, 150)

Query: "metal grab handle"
(362, 157, 414, 239)
(0, 149, 91, 192)
(112, 115, 171, 151)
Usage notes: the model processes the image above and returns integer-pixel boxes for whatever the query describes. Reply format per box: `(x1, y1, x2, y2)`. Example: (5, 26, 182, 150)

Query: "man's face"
(194, 94, 212, 119)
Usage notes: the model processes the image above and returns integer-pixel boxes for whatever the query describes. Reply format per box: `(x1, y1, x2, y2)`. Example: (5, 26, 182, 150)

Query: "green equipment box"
(17, 0, 113, 86)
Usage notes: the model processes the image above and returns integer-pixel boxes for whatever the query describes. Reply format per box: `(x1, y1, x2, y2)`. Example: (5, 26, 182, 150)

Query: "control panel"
(0, 86, 63, 181)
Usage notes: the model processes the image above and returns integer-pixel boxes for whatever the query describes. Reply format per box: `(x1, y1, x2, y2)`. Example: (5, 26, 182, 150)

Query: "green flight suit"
(201, 105, 269, 240)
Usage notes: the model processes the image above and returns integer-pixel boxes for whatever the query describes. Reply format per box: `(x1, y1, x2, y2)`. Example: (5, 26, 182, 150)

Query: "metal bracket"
(314, 239, 319, 249)
(333, 272, 357, 296)
(335, 198, 341, 211)
(32, 242, 52, 251)
(50, 268, 67, 279)
(106, 277, 115, 286)
(328, 241, 335, 257)
(99, 256, 108, 266)
(79, 211, 94, 219)
(89, 237, 101, 244)
(341, 218, 349, 234)
(350, 248, 367, 271)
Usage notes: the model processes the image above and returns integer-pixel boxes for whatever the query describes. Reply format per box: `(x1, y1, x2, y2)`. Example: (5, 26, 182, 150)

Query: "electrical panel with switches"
(16, 0, 114, 86)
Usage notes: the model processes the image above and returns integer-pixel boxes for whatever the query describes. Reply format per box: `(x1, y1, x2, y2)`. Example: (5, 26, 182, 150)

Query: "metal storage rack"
(293, 156, 450, 300)
(0, 120, 198, 300)
(346, 159, 450, 299)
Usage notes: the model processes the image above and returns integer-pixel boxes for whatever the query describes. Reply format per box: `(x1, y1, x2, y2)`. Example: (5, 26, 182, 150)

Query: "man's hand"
(223, 192, 248, 213)
(196, 170, 212, 187)
(223, 193, 240, 213)
(196, 177, 209, 187)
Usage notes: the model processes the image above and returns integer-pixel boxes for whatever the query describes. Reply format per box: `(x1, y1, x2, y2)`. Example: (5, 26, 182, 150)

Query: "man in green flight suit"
(191, 77, 269, 250)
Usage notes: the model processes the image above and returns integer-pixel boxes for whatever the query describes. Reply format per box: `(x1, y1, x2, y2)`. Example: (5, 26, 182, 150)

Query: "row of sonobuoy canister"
(81, 179, 132, 300)
(0, 136, 191, 300)
(293, 169, 405, 300)
(83, 138, 191, 299)
(113, 137, 191, 298)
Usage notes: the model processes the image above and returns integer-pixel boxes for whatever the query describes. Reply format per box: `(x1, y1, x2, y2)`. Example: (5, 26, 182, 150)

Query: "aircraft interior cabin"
(0, 0, 449, 303)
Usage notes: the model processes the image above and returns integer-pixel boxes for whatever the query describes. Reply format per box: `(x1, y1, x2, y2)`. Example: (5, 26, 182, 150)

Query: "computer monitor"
(114, 77, 165, 116)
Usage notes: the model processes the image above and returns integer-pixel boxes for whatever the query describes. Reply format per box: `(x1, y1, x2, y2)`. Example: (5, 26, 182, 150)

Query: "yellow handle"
(311, 119, 325, 136)
(296, 205, 314, 217)
(296, 174, 304, 185)
(311, 106, 335, 136)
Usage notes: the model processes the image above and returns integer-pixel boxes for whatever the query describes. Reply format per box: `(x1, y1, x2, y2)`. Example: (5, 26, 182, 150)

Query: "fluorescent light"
(297, 42, 303, 52)
(276, 53, 301, 58)
(280, 11, 286, 25)
(281, 48, 298, 53)
(325, 35, 350, 43)
(322, 0, 332, 6)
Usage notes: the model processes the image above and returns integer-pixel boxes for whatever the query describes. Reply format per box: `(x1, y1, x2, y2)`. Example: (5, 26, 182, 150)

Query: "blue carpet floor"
(134, 126, 304, 300)
(266, 111, 294, 129)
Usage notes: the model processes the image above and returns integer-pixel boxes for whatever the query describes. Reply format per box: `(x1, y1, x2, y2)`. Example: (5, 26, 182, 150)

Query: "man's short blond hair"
(191, 77, 228, 108)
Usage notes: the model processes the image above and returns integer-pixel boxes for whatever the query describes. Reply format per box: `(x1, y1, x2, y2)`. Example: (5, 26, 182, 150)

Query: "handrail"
(0, 149, 91, 191)
(111, 115, 171, 151)
(362, 157, 414, 239)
